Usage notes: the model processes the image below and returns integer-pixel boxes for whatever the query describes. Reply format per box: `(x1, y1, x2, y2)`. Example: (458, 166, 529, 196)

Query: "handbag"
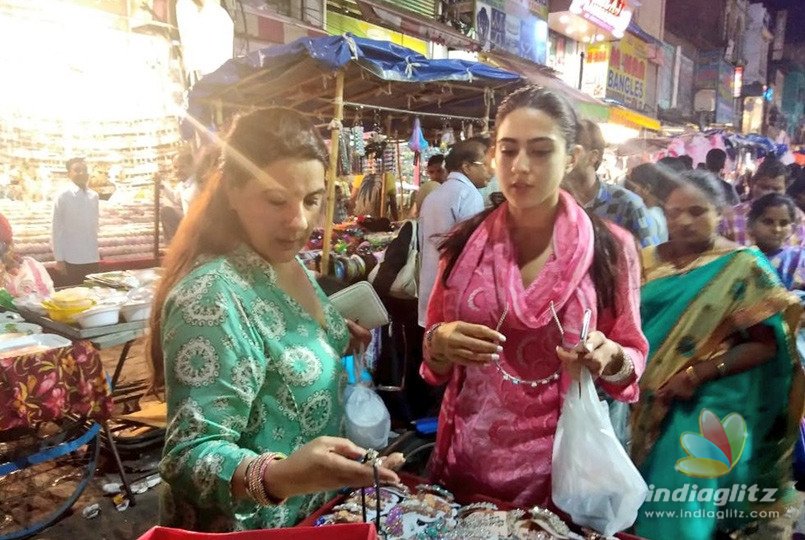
(388, 220, 419, 299)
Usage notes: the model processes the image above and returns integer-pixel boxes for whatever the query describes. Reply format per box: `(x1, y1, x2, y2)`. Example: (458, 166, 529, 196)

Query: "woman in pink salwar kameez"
(420, 86, 649, 508)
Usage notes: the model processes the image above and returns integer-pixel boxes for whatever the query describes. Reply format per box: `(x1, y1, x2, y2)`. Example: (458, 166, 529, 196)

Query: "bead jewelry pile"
(314, 481, 616, 539)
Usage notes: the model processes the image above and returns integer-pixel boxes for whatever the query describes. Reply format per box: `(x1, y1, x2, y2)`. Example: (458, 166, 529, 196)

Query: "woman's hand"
(431, 321, 505, 368)
(345, 320, 372, 354)
(555, 330, 622, 379)
(266, 437, 402, 500)
(655, 370, 698, 404)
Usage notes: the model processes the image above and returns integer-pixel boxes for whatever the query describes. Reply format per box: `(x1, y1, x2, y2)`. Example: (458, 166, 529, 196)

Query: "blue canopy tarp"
(187, 33, 523, 129)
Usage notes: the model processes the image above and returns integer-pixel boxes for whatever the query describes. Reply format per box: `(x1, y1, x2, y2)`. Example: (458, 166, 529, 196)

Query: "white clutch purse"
(328, 281, 390, 330)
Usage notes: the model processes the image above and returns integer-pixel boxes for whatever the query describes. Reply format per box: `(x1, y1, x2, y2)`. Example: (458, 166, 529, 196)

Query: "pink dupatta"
(423, 190, 647, 507)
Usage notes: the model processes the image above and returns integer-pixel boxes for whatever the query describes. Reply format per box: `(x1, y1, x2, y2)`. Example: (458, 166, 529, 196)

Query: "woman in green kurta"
(632, 170, 804, 539)
(149, 108, 402, 532)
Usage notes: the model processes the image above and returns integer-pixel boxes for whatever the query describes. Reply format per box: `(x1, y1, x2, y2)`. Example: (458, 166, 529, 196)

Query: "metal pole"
(321, 71, 345, 276)
(153, 173, 161, 261)
(578, 50, 585, 91)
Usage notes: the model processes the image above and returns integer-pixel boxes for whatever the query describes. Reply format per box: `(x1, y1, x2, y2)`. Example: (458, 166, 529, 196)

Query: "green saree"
(632, 246, 804, 540)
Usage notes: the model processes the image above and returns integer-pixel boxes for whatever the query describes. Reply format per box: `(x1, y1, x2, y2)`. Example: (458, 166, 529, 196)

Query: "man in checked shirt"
(719, 156, 804, 246)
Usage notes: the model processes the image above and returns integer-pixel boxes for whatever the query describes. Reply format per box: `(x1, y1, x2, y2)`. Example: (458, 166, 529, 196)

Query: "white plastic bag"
(343, 345, 391, 449)
(552, 368, 648, 537)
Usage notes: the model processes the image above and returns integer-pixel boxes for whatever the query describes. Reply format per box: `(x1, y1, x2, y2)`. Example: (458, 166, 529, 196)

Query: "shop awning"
(187, 33, 523, 131)
(608, 105, 661, 131)
(479, 50, 610, 123)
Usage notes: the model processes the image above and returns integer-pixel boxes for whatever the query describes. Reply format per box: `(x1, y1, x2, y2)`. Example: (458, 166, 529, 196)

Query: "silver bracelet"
(424, 323, 443, 352)
(600, 346, 634, 384)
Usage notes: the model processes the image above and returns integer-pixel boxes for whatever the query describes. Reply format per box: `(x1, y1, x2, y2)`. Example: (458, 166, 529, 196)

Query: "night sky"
(761, 0, 805, 45)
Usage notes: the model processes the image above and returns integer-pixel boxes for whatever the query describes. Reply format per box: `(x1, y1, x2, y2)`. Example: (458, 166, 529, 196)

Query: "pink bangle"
(246, 452, 287, 506)
(260, 453, 287, 505)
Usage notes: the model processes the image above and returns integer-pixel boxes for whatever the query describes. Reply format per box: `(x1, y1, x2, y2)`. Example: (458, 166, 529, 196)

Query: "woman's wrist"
(262, 455, 293, 502)
(424, 323, 444, 355)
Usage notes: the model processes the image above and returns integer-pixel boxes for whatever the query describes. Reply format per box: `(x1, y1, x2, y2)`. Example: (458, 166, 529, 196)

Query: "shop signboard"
(326, 11, 428, 55)
(716, 61, 735, 124)
(695, 50, 721, 90)
(657, 42, 675, 110)
(581, 42, 609, 99)
(678, 54, 695, 116)
(475, 0, 548, 64)
(569, 0, 632, 38)
(697, 50, 735, 124)
(605, 33, 648, 110)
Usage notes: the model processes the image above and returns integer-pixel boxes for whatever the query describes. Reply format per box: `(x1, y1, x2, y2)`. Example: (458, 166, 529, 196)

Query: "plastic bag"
(343, 346, 391, 449)
(551, 368, 648, 536)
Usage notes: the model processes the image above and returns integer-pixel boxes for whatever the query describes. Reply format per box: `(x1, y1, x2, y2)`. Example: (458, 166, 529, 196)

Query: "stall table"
(0, 340, 134, 538)
(12, 307, 159, 463)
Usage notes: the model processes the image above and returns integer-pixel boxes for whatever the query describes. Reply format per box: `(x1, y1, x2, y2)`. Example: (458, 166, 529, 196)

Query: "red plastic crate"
(137, 524, 377, 540)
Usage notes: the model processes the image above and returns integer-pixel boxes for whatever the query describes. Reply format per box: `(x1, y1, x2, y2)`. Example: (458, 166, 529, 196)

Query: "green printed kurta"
(159, 246, 350, 532)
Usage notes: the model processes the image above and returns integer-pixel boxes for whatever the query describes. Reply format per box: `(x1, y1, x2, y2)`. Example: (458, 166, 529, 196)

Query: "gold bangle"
(715, 360, 728, 378)
(685, 365, 701, 386)
(600, 346, 633, 384)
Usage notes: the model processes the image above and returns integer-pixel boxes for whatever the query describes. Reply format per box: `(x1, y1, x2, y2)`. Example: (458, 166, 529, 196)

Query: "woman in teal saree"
(632, 170, 804, 539)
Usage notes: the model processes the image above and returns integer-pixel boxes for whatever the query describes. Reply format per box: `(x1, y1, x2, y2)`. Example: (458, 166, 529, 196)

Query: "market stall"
(186, 33, 524, 274)
(0, 316, 134, 540)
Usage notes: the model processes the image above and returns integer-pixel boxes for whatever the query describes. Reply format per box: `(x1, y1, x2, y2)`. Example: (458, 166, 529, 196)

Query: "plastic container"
(75, 305, 121, 328)
(0, 322, 43, 336)
(121, 302, 152, 322)
(0, 333, 72, 357)
(42, 299, 95, 323)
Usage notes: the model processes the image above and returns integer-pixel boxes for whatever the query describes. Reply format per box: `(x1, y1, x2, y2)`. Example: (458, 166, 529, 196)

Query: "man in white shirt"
(52, 158, 100, 285)
(417, 138, 492, 326)
(160, 149, 196, 242)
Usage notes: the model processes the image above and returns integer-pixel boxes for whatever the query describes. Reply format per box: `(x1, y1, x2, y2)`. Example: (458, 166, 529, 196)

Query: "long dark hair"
(148, 108, 328, 389)
(437, 86, 619, 312)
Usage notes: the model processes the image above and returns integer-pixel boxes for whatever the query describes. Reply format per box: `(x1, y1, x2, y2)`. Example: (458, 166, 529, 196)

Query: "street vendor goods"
(313, 483, 612, 539)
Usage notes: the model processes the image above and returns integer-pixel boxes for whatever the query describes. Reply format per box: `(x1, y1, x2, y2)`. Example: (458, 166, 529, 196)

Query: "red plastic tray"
(137, 523, 377, 540)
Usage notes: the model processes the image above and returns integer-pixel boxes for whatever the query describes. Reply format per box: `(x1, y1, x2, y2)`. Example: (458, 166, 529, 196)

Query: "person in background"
(633, 169, 802, 539)
(51, 157, 100, 286)
(421, 85, 647, 507)
(174, 148, 198, 215)
(333, 184, 348, 224)
(719, 156, 805, 246)
(0, 213, 53, 297)
(625, 163, 669, 243)
(705, 148, 741, 205)
(353, 173, 398, 220)
(563, 119, 659, 247)
(787, 175, 805, 214)
(678, 154, 694, 170)
(657, 156, 687, 173)
(149, 108, 403, 532)
(749, 193, 805, 290)
(417, 138, 492, 328)
(411, 154, 446, 217)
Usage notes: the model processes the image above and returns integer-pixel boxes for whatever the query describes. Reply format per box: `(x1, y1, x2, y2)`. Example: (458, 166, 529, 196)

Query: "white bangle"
(600, 347, 634, 384)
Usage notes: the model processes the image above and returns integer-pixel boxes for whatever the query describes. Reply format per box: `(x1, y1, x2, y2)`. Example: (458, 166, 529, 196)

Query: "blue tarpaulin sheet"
(188, 33, 521, 113)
